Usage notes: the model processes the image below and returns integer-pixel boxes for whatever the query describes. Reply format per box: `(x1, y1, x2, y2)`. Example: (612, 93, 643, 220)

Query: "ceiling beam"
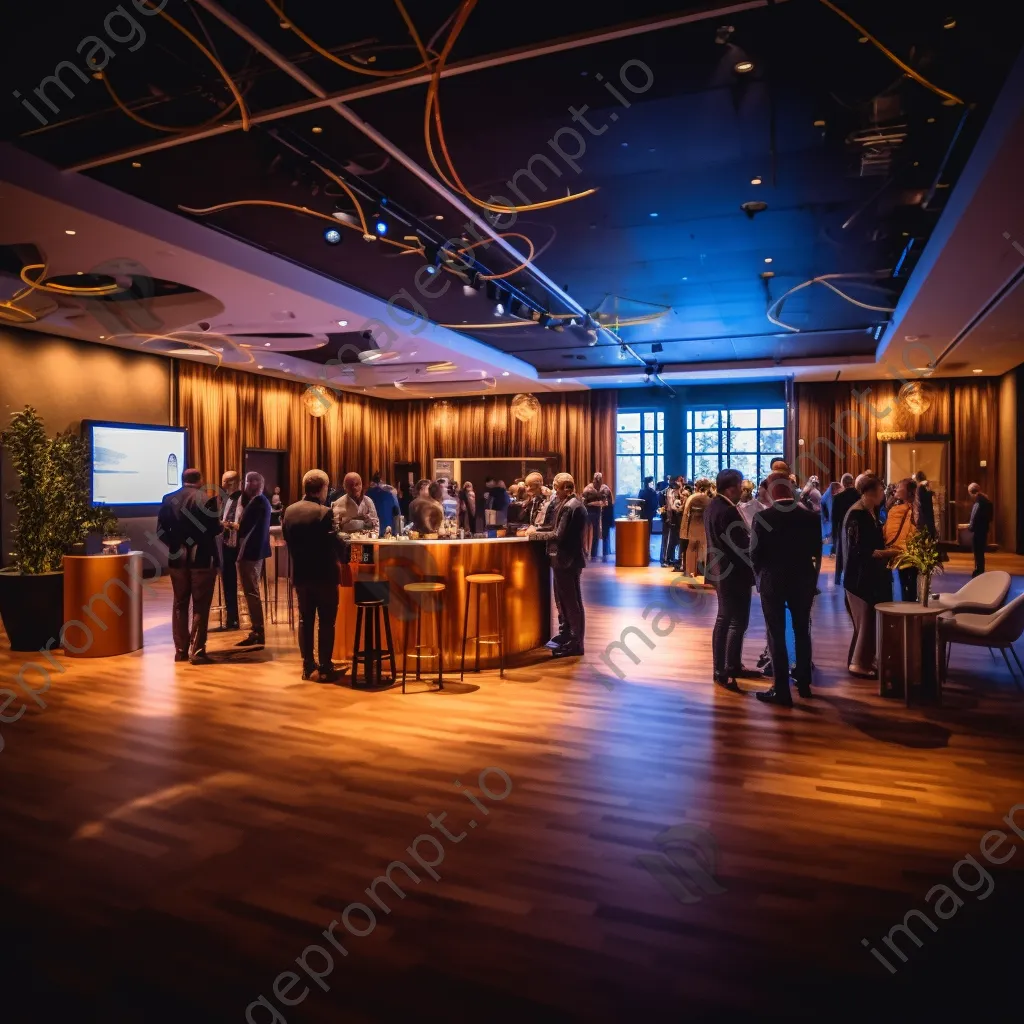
(66, 0, 782, 173)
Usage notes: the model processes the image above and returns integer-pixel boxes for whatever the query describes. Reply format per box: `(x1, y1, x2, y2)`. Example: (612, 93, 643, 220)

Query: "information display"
(86, 421, 188, 507)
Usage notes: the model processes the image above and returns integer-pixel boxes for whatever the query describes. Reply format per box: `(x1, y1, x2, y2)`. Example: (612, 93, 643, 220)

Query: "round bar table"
(61, 552, 144, 657)
(614, 518, 650, 567)
(875, 601, 945, 705)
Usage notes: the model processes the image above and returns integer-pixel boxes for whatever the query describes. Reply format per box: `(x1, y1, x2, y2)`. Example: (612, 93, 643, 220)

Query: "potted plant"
(0, 406, 118, 651)
(894, 529, 943, 608)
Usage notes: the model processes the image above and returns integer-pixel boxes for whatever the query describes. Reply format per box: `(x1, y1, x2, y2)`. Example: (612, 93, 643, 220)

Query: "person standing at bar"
(582, 471, 612, 560)
(703, 469, 755, 693)
(751, 473, 822, 706)
(157, 468, 223, 664)
(332, 472, 379, 536)
(216, 470, 242, 632)
(458, 480, 477, 534)
(529, 473, 587, 657)
(831, 473, 859, 586)
(283, 470, 345, 682)
(367, 472, 400, 537)
(235, 471, 272, 649)
(967, 482, 993, 576)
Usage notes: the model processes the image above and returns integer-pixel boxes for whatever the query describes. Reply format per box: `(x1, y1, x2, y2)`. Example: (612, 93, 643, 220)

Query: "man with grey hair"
(332, 472, 379, 536)
(522, 471, 551, 528)
(283, 470, 345, 681)
(235, 471, 272, 648)
(831, 472, 859, 587)
(967, 482, 993, 576)
(216, 469, 243, 632)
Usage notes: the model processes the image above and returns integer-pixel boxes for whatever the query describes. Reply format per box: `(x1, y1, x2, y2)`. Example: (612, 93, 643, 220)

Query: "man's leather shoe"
(546, 633, 569, 649)
(714, 675, 744, 694)
(190, 650, 213, 665)
(235, 632, 265, 648)
(795, 681, 813, 699)
(731, 667, 763, 679)
(302, 664, 319, 680)
(318, 668, 343, 683)
(213, 622, 239, 632)
(756, 686, 793, 707)
(174, 650, 188, 662)
(552, 643, 583, 658)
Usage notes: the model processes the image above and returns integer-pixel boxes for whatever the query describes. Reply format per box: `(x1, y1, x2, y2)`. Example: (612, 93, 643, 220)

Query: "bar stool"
(461, 573, 506, 679)
(402, 582, 446, 693)
(352, 577, 396, 689)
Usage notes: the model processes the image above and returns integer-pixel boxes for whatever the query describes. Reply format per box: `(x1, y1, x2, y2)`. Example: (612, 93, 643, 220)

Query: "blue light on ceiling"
(375, 219, 388, 236)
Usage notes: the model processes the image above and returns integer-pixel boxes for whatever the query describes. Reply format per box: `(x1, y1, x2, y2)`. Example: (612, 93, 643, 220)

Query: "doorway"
(885, 440, 950, 540)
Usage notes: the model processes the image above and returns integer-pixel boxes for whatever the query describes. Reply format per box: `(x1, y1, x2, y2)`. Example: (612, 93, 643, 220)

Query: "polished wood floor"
(2, 551, 1024, 1022)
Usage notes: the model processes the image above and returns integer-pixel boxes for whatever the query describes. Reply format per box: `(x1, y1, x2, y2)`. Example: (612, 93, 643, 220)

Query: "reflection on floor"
(1, 551, 1022, 1022)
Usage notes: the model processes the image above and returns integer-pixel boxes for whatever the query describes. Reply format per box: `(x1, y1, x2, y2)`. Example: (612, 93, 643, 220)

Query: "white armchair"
(939, 593, 1024, 693)
(932, 571, 1010, 614)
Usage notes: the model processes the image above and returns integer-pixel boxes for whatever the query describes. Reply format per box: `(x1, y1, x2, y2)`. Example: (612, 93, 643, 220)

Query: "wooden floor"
(2, 552, 1024, 1022)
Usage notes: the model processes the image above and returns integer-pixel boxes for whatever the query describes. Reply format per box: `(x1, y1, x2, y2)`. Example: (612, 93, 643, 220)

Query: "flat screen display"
(87, 421, 188, 507)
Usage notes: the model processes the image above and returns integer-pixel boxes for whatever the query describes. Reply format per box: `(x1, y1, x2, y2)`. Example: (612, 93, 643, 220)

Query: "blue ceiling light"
(649, 212, 659, 218)
(323, 227, 342, 245)
(375, 218, 388, 236)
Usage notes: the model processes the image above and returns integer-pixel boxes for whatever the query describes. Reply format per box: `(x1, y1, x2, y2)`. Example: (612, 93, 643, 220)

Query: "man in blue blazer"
(235, 471, 272, 648)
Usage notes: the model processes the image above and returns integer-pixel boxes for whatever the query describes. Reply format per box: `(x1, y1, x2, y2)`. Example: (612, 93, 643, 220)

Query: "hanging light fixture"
(510, 393, 541, 422)
(302, 384, 336, 417)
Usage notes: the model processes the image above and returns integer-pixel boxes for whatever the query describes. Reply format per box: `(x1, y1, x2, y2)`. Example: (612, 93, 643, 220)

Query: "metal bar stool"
(352, 577, 396, 689)
(461, 573, 506, 679)
(402, 582, 446, 692)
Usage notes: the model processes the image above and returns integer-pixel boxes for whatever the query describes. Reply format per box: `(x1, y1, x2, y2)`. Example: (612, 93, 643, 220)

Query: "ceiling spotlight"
(715, 24, 735, 45)
(764, 257, 773, 263)
(649, 212, 659, 218)
(311, 126, 323, 134)
(943, 16, 956, 28)
(734, 60, 755, 73)
(337, 319, 348, 327)
(813, 119, 826, 127)
(264, 342, 272, 347)
(76, 271, 84, 275)
(462, 284, 476, 297)
(323, 227, 342, 245)
(741, 200, 768, 219)
(501, 371, 510, 376)
(494, 302, 505, 316)
(973, 368, 983, 374)
(65, 229, 76, 235)
(434, 214, 444, 221)
(375, 218, 388, 236)
(257, 364, 263, 369)
(750, 175, 762, 185)
(131, 161, 142, 169)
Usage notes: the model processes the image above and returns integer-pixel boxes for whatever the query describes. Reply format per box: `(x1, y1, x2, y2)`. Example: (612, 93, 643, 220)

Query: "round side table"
(614, 518, 650, 567)
(875, 602, 945, 705)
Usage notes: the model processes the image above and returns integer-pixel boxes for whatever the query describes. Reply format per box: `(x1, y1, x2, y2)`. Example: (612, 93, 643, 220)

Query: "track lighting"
(617, 344, 628, 360)
(715, 24, 735, 45)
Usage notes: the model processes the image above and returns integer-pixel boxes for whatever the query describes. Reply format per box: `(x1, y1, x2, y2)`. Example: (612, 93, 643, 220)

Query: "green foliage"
(2, 406, 119, 574)
(895, 528, 943, 578)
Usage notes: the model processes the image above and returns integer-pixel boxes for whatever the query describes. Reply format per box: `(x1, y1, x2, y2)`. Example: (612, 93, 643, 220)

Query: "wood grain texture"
(1, 551, 1023, 1022)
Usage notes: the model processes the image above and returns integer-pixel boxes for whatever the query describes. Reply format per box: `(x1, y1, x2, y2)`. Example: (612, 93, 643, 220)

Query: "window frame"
(685, 406, 786, 482)
(615, 409, 665, 496)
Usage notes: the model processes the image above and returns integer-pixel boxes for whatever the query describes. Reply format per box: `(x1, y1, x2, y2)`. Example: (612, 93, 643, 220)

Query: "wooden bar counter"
(333, 537, 551, 669)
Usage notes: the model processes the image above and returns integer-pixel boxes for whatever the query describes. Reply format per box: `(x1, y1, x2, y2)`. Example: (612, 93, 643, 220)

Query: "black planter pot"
(0, 569, 65, 652)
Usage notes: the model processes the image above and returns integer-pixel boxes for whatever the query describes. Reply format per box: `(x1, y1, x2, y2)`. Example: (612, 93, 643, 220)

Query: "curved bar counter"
(332, 537, 551, 669)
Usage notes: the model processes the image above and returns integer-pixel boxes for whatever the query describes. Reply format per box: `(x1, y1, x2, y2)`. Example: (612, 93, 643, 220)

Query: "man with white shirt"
(216, 469, 243, 632)
(332, 472, 379, 536)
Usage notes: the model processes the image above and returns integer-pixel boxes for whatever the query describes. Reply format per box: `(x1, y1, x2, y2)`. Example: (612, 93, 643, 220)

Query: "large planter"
(0, 568, 65, 652)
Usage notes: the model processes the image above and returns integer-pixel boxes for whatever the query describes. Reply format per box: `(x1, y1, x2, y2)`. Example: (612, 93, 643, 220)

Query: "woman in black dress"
(843, 476, 900, 676)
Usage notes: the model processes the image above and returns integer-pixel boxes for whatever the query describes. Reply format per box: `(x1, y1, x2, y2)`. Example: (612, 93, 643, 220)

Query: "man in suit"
(967, 482, 993, 576)
(282, 469, 346, 682)
(215, 470, 242, 632)
(751, 473, 822, 706)
(235, 471, 272, 649)
(529, 473, 587, 658)
(915, 471, 936, 537)
(157, 468, 223, 664)
(581, 471, 612, 560)
(703, 468, 756, 693)
(831, 473, 859, 586)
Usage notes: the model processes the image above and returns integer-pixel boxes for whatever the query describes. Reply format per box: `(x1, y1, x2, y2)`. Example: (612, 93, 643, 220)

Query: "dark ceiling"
(4, 0, 1023, 375)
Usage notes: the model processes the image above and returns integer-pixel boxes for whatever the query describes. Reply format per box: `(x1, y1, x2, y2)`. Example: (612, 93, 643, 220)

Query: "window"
(616, 410, 665, 496)
(685, 407, 785, 483)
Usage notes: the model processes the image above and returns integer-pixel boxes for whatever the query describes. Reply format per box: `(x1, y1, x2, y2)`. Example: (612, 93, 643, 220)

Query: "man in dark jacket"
(751, 473, 823, 706)
(704, 468, 756, 692)
(216, 469, 242, 632)
(157, 468, 223, 664)
(830, 473, 859, 586)
(282, 469, 346, 681)
(967, 482, 993, 576)
(235, 471, 272, 648)
(915, 471, 936, 537)
(638, 476, 658, 526)
(530, 473, 587, 657)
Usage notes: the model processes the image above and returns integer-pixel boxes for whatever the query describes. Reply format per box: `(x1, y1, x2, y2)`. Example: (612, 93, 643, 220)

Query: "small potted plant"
(0, 406, 118, 651)
(894, 529, 943, 607)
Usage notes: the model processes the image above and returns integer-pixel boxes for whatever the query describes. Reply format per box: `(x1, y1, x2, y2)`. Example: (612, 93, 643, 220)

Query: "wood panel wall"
(175, 362, 616, 499)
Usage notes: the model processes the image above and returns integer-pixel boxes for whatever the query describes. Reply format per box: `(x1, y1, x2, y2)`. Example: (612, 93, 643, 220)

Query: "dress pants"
(711, 576, 751, 679)
(972, 536, 986, 576)
(169, 567, 217, 657)
(759, 573, 813, 689)
(659, 516, 671, 564)
(238, 558, 265, 633)
(295, 580, 339, 673)
(833, 536, 844, 586)
(675, 538, 689, 571)
(221, 544, 240, 625)
(846, 591, 875, 672)
(664, 520, 681, 566)
(587, 511, 605, 558)
(552, 567, 585, 649)
(898, 567, 919, 603)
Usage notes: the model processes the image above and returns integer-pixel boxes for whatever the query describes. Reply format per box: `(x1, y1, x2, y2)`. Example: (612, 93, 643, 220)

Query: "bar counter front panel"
(332, 537, 551, 668)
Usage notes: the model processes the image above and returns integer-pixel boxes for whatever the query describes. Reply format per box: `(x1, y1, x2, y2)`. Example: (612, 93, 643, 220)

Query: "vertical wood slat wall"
(175, 362, 617, 499)
(794, 377, 1001, 541)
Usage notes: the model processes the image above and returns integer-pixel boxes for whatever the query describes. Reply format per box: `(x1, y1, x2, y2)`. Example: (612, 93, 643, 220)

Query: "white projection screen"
(86, 421, 188, 508)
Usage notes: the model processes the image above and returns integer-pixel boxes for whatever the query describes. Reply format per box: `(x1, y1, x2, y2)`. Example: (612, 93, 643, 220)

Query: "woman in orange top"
(883, 477, 919, 602)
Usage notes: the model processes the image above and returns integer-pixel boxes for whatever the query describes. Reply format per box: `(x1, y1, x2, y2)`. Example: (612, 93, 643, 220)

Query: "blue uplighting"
(375, 219, 388, 236)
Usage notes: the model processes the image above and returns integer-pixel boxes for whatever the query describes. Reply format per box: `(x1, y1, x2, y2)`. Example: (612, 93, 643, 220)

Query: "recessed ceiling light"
(434, 215, 444, 221)
(131, 161, 142, 168)
(264, 342, 272, 347)
(649, 212, 658, 218)
(973, 368, 983, 374)
(65, 229, 76, 235)
(943, 16, 956, 29)
(257, 364, 264, 369)
(751, 175, 762, 185)
(337, 319, 348, 327)
(311, 126, 323, 134)
(813, 119, 826, 127)
(927, 117, 936, 124)
(734, 60, 754, 73)
(98, 335, 106, 339)
(621, 142, 628, 148)
(76, 271, 84, 275)
(501, 371, 509, 376)
(857, 35, 868, 43)
(764, 257, 773, 263)
(681, 276, 688, 281)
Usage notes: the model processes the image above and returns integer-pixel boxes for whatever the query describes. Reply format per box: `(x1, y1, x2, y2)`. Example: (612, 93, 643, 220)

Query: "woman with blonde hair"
(681, 478, 714, 577)
(883, 477, 919, 601)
